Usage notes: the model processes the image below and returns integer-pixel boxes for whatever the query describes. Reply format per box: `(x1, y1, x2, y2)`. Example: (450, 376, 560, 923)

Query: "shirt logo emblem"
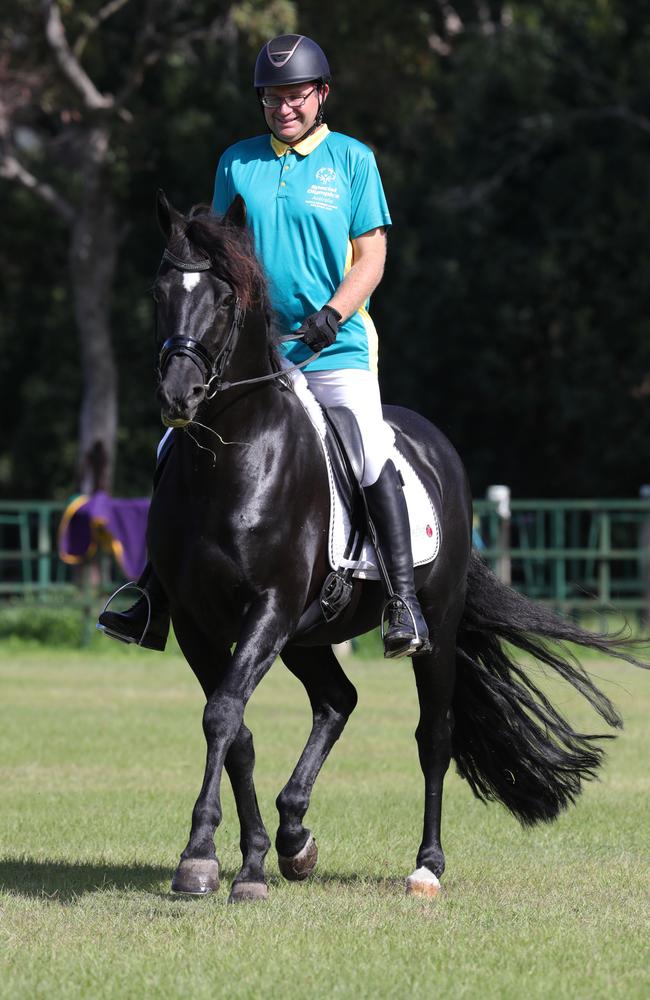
(315, 167, 336, 184)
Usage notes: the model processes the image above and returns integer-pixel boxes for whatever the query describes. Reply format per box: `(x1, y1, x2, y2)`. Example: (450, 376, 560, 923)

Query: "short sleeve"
(349, 149, 392, 239)
(212, 154, 233, 215)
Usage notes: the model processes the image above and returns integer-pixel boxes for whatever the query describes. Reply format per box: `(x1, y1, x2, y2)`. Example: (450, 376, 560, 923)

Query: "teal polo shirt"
(212, 126, 391, 372)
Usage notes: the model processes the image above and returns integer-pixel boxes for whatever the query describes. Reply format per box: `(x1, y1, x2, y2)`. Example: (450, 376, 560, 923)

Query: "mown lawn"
(1, 641, 648, 999)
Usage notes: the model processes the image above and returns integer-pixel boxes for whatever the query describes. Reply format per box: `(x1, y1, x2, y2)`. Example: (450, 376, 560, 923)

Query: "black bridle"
(157, 247, 320, 396)
(157, 247, 247, 398)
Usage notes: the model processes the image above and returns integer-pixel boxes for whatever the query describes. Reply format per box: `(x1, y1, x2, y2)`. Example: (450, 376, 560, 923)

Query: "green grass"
(0, 644, 648, 999)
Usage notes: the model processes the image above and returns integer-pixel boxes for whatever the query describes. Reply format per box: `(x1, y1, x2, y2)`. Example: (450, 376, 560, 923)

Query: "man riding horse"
(99, 33, 429, 658)
(94, 37, 647, 902)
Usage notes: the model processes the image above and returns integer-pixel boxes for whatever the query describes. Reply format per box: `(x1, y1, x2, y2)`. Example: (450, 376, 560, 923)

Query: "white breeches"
(292, 366, 395, 487)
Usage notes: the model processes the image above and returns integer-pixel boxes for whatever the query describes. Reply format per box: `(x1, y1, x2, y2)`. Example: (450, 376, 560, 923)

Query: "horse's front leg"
(223, 722, 272, 902)
(172, 598, 292, 900)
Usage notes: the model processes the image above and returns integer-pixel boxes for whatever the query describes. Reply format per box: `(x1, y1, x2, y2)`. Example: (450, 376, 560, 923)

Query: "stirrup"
(96, 581, 152, 646)
(381, 594, 422, 652)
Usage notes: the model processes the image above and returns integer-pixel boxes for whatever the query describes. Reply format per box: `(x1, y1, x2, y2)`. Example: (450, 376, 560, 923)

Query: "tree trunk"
(69, 123, 119, 494)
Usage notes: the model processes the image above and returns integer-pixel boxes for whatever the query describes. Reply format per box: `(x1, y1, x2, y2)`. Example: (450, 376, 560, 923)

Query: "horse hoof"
(405, 866, 441, 899)
(278, 833, 318, 881)
(227, 881, 269, 903)
(171, 858, 219, 895)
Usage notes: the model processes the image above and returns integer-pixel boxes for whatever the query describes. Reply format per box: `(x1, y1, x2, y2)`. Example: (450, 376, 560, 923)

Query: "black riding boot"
(97, 562, 170, 651)
(364, 460, 431, 659)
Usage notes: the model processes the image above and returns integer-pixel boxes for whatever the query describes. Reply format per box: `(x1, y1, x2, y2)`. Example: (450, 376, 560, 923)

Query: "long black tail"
(451, 552, 648, 825)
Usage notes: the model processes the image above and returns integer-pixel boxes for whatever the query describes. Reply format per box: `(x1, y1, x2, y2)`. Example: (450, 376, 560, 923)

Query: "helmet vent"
(266, 34, 304, 68)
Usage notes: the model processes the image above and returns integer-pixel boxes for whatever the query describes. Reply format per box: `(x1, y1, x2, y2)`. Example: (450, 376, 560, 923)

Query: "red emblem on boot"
(426, 525, 433, 537)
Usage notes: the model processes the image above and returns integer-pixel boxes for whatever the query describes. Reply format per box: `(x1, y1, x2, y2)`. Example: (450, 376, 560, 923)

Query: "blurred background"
(1, 0, 649, 637)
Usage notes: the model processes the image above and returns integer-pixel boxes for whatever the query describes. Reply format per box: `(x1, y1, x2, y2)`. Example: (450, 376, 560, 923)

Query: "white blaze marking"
(182, 271, 201, 292)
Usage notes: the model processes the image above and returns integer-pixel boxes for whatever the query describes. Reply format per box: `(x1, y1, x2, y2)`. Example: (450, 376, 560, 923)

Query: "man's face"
(262, 81, 328, 144)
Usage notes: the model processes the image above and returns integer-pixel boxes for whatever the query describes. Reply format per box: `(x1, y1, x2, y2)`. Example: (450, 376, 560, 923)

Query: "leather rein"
(157, 247, 319, 397)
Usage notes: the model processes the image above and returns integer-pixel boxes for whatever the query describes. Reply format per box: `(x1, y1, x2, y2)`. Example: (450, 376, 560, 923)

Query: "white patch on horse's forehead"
(182, 271, 202, 292)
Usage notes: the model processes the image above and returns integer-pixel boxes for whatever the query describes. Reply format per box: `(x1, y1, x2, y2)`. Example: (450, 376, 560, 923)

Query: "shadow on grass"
(261, 869, 407, 892)
(0, 857, 174, 902)
(0, 857, 413, 904)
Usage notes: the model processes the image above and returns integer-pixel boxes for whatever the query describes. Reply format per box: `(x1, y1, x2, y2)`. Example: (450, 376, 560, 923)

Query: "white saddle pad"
(324, 439, 440, 580)
(289, 373, 440, 581)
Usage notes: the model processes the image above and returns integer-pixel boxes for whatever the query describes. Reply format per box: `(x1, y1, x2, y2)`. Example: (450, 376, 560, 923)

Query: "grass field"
(1, 640, 648, 999)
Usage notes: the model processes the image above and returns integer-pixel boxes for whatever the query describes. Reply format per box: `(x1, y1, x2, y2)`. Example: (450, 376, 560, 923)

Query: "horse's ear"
(156, 188, 184, 239)
(224, 194, 247, 229)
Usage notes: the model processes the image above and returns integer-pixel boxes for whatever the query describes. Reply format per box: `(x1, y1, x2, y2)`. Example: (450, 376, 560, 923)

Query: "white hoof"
(405, 866, 441, 898)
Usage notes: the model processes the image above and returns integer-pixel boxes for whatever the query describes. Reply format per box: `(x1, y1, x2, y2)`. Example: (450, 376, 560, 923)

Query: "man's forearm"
(326, 228, 387, 322)
(327, 255, 384, 322)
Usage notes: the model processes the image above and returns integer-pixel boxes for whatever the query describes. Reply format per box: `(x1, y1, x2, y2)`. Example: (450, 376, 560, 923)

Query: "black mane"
(177, 205, 273, 321)
(171, 205, 283, 369)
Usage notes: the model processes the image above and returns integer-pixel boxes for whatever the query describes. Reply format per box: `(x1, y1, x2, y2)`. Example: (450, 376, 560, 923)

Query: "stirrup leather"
(96, 582, 152, 646)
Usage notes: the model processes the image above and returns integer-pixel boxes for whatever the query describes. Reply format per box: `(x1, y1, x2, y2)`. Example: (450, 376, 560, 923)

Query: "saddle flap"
(323, 406, 365, 486)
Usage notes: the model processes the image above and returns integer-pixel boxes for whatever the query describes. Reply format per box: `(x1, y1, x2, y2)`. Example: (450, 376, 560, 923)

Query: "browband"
(162, 247, 212, 272)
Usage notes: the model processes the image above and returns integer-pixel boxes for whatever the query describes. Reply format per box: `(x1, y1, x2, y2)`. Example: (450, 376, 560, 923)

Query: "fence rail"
(474, 498, 650, 619)
(1, 498, 650, 620)
(0, 500, 121, 597)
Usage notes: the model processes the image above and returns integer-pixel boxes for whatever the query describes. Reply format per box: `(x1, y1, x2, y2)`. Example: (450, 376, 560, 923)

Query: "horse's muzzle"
(157, 369, 205, 426)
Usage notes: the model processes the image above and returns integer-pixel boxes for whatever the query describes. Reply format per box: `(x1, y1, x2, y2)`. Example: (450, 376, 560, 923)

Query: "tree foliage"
(1, 0, 649, 499)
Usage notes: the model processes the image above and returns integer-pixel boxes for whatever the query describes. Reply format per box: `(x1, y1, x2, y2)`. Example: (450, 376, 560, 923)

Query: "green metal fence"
(0, 500, 122, 597)
(1, 498, 650, 620)
(474, 499, 650, 619)
(0, 501, 67, 595)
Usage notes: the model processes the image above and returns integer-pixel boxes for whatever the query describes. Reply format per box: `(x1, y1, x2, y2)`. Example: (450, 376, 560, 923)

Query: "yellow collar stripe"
(270, 125, 330, 158)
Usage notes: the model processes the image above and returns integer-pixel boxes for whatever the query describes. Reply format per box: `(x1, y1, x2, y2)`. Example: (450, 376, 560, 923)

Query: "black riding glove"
(297, 305, 342, 353)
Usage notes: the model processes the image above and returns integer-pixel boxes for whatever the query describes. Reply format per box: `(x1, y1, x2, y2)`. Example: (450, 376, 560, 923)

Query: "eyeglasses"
(260, 87, 317, 109)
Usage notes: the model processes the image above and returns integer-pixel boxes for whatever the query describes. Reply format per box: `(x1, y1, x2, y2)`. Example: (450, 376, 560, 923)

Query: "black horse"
(146, 191, 644, 902)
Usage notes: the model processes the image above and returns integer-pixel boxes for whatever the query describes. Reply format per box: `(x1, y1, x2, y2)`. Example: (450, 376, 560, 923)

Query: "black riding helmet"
(254, 34, 330, 141)
(254, 34, 330, 88)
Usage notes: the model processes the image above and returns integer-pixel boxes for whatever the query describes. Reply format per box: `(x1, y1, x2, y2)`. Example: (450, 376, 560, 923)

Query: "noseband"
(157, 245, 321, 396)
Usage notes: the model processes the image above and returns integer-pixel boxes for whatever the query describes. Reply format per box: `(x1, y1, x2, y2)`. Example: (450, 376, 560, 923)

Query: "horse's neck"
(228, 309, 275, 384)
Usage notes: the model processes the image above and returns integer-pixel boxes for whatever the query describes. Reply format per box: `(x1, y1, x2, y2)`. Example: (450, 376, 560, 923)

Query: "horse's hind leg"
(407, 602, 463, 898)
(276, 644, 358, 880)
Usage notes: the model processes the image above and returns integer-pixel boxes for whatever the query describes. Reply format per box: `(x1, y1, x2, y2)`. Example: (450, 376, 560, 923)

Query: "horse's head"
(154, 190, 255, 427)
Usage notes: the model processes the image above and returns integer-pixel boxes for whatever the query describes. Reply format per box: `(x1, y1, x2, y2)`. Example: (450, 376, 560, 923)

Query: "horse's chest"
(164, 520, 229, 570)
(152, 504, 247, 589)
